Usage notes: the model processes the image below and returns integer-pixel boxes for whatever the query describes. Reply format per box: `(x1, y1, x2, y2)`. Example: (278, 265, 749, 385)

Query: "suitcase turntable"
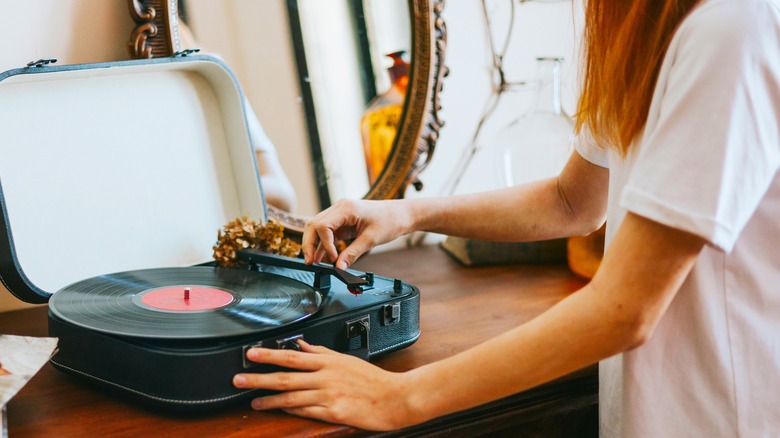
(0, 55, 420, 411)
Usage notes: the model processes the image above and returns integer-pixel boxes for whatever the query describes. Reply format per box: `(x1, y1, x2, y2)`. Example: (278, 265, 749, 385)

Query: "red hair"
(576, 0, 700, 155)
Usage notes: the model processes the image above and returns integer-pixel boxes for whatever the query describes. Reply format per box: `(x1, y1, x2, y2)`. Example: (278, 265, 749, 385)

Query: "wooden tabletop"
(0, 245, 596, 437)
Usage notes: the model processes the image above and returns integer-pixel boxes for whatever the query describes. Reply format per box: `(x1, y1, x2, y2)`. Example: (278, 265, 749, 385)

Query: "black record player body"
(47, 264, 420, 412)
(0, 56, 421, 412)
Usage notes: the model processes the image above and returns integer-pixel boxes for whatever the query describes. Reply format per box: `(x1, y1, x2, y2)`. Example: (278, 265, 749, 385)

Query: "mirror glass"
(292, 0, 411, 204)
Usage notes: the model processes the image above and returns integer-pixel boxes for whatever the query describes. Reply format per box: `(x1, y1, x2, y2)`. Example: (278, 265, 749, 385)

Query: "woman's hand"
(302, 199, 413, 269)
(234, 340, 419, 431)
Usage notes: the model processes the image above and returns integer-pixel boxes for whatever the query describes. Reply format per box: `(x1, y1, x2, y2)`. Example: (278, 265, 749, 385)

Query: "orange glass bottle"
(360, 51, 409, 185)
(567, 223, 606, 279)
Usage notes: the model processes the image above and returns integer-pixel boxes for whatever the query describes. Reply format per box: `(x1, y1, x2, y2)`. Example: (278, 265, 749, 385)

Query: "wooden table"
(0, 245, 597, 437)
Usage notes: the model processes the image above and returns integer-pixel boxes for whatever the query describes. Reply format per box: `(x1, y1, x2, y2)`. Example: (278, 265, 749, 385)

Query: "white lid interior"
(0, 58, 266, 294)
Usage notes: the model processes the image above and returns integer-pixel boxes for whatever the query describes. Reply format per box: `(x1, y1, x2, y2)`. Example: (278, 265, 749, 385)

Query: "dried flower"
(212, 216, 301, 267)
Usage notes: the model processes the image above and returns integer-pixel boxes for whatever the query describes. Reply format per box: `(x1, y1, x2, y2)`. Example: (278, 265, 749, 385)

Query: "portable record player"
(0, 55, 420, 412)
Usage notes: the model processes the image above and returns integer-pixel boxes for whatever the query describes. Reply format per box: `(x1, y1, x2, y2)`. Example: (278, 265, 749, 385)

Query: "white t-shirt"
(244, 99, 277, 155)
(575, 0, 780, 436)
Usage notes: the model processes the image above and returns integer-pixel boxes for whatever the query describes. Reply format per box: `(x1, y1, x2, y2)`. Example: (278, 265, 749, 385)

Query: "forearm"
(402, 281, 631, 423)
(401, 213, 704, 425)
(405, 152, 608, 242)
(406, 179, 586, 242)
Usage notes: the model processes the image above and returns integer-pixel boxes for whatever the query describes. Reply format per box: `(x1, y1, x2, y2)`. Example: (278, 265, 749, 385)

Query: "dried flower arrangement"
(212, 216, 301, 267)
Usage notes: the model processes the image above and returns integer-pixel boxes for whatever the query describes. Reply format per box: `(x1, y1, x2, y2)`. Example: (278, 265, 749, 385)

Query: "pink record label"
(140, 286, 235, 311)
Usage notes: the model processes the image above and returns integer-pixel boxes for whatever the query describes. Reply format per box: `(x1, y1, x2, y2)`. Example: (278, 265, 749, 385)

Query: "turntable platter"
(49, 267, 322, 339)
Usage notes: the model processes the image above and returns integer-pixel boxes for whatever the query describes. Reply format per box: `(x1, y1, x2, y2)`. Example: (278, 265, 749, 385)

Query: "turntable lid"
(0, 56, 266, 303)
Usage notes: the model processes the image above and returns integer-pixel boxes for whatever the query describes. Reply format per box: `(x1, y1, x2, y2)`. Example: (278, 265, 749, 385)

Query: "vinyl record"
(49, 267, 323, 339)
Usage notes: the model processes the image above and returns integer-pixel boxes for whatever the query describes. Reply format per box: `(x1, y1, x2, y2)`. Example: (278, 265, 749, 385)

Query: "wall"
(416, 0, 583, 199)
(0, 0, 132, 72)
(0, 0, 134, 312)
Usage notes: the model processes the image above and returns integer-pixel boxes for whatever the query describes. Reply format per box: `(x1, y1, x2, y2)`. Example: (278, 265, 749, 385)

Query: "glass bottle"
(567, 223, 606, 279)
(493, 57, 606, 279)
(360, 51, 409, 185)
(493, 57, 573, 188)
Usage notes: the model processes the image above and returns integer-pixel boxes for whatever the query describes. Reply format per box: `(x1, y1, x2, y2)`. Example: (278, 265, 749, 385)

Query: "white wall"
(0, 0, 132, 72)
(0, 0, 133, 312)
(415, 0, 583, 199)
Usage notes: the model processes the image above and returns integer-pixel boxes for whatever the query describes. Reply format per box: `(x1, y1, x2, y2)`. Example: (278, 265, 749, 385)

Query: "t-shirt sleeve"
(244, 98, 277, 154)
(573, 127, 610, 169)
(620, 0, 780, 252)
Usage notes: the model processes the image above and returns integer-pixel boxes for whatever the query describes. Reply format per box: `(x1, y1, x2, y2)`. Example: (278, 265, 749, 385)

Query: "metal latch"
(276, 335, 304, 351)
(172, 48, 201, 58)
(26, 58, 57, 68)
(382, 303, 401, 326)
(241, 343, 263, 369)
(345, 316, 370, 359)
(241, 335, 304, 368)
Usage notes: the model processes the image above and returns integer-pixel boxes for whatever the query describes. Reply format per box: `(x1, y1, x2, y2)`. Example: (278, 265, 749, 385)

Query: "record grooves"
(48, 267, 323, 339)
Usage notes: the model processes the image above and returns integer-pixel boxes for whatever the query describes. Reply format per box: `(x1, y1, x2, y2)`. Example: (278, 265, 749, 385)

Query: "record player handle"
(236, 249, 370, 292)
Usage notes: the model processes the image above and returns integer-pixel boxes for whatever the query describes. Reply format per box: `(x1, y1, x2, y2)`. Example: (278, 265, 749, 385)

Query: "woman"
(233, 0, 780, 435)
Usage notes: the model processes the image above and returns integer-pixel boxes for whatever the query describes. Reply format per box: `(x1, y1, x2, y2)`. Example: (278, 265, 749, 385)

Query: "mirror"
(126, 0, 446, 235)
(290, 0, 413, 205)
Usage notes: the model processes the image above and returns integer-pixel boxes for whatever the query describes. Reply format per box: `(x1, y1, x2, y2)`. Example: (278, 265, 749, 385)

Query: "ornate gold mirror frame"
(127, 0, 447, 235)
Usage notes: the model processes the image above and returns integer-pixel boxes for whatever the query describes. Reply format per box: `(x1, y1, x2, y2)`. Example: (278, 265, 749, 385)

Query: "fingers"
(313, 242, 328, 265)
(234, 344, 326, 391)
(303, 199, 394, 268)
(237, 340, 403, 431)
(243, 346, 322, 371)
(302, 210, 349, 265)
(235, 370, 318, 392)
(335, 236, 375, 269)
(280, 406, 332, 421)
(238, 341, 335, 371)
(297, 339, 336, 355)
(252, 393, 346, 429)
(249, 390, 324, 411)
(302, 221, 336, 264)
(302, 210, 328, 264)
(301, 217, 316, 264)
(303, 200, 364, 264)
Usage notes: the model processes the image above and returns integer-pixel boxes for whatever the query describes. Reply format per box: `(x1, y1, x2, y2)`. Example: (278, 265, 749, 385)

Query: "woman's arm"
(236, 212, 704, 430)
(304, 151, 609, 268)
(254, 149, 296, 212)
(409, 150, 608, 240)
(401, 212, 704, 421)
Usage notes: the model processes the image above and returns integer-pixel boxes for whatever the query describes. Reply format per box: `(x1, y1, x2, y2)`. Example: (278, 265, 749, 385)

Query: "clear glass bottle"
(494, 57, 573, 188)
(493, 57, 605, 279)
(360, 51, 409, 185)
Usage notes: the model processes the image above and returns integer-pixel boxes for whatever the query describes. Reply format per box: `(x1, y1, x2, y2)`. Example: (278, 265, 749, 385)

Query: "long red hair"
(576, 0, 701, 155)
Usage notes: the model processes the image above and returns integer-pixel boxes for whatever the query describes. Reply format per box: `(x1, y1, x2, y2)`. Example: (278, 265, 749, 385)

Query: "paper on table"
(0, 334, 58, 437)
(0, 335, 58, 406)
(1, 334, 58, 437)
